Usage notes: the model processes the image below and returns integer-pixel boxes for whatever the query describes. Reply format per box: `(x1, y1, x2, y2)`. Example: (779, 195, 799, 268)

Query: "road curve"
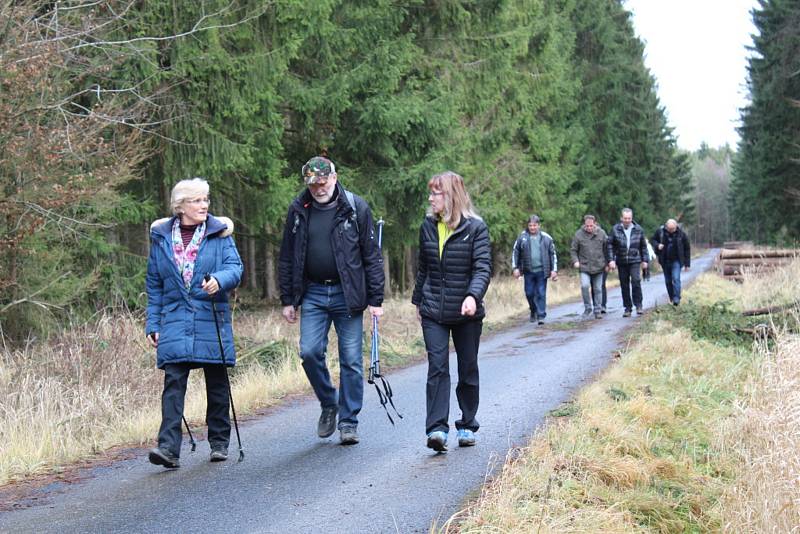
(0, 251, 718, 534)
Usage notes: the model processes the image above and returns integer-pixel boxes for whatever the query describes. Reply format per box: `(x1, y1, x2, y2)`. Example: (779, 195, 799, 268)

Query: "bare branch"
(0, 271, 72, 315)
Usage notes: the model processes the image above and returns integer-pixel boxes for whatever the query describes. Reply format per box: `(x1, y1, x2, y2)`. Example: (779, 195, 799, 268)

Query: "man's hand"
(658, 243, 664, 250)
(369, 305, 383, 320)
(147, 332, 159, 348)
(282, 305, 297, 324)
(608, 260, 617, 271)
(642, 262, 648, 270)
(201, 276, 219, 295)
(461, 295, 477, 316)
(684, 265, 691, 272)
(512, 268, 521, 279)
(550, 270, 558, 281)
(573, 261, 580, 269)
(416, 305, 421, 322)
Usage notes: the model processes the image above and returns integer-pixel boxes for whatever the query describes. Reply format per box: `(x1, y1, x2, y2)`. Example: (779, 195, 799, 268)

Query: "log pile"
(717, 247, 798, 281)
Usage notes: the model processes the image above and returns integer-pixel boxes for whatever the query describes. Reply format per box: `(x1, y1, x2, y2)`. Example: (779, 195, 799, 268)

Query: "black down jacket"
(412, 216, 492, 324)
(278, 183, 384, 314)
(607, 222, 649, 265)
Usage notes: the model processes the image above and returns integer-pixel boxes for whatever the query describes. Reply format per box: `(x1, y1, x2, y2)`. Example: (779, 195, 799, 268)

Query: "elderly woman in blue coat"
(145, 178, 243, 468)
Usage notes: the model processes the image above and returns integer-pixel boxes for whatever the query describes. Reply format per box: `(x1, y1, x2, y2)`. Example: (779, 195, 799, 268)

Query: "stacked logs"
(717, 247, 798, 281)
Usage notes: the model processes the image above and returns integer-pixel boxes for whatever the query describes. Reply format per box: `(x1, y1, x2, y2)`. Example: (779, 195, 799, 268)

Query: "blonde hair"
(170, 178, 209, 216)
(427, 171, 481, 229)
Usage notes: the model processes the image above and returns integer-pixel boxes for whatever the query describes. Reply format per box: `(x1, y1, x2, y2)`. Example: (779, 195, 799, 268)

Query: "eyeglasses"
(185, 197, 210, 205)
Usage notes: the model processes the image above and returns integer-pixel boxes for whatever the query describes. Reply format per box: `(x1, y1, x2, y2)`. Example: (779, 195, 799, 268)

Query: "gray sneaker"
(339, 425, 359, 445)
(210, 446, 228, 462)
(148, 447, 180, 469)
(318, 406, 338, 438)
(636, 307, 644, 315)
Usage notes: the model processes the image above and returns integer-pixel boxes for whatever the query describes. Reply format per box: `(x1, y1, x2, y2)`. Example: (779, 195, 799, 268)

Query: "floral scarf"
(171, 218, 206, 289)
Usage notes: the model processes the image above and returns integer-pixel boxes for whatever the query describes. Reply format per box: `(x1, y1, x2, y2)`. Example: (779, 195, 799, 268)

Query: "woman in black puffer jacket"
(412, 171, 491, 452)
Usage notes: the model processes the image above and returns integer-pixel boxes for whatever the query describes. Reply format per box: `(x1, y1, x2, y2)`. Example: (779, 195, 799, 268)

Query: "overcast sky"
(625, 0, 758, 151)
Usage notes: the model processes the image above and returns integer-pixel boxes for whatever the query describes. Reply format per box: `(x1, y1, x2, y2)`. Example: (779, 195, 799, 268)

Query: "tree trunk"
(264, 239, 278, 300)
(382, 250, 391, 297)
(404, 245, 416, 293)
(247, 236, 257, 290)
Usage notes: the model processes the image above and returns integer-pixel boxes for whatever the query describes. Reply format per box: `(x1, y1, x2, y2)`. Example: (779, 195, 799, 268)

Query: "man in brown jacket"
(570, 215, 610, 319)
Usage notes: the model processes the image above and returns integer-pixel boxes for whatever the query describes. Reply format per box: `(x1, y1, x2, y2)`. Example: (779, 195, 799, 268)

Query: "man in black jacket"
(607, 208, 649, 317)
(279, 156, 384, 445)
(651, 219, 691, 306)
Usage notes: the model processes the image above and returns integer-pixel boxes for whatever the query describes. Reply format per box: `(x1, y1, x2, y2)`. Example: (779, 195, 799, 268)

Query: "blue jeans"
(664, 261, 683, 303)
(580, 272, 604, 312)
(523, 271, 548, 318)
(299, 283, 364, 428)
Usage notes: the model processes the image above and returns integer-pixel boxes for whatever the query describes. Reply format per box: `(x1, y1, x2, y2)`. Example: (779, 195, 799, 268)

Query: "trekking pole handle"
(376, 218, 384, 250)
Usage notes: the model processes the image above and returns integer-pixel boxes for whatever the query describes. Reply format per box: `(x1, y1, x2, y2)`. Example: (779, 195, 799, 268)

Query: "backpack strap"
(344, 189, 360, 234)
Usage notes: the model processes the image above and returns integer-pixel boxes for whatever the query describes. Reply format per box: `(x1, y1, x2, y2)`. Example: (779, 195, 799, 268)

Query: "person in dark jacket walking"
(145, 178, 243, 468)
(511, 215, 558, 324)
(607, 208, 649, 316)
(651, 219, 691, 305)
(279, 156, 384, 446)
(412, 171, 491, 452)
(570, 215, 609, 319)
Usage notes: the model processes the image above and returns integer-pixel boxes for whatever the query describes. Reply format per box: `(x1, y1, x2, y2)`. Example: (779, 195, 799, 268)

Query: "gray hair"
(528, 214, 541, 224)
(583, 214, 596, 222)
(621, 207, 633, 217)
(170, 178, 209, 216)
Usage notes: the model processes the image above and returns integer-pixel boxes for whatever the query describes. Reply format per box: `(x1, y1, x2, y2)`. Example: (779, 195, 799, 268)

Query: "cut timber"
(719, 249, 798, 259)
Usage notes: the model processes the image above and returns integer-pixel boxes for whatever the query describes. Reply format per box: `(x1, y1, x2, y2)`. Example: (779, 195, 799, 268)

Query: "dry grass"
(717, 334, 800, 533)
(447, 258, 800, 533)
(0, 272, 587, 485)
(448, 324, 749, 533)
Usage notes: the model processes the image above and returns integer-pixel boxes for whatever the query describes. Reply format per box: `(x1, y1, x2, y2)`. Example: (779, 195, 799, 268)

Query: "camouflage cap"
(301, 156, 336, 185)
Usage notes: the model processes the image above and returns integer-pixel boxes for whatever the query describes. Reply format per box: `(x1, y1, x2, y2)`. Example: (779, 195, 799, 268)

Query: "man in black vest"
(651, 218, 691, 306)
(279, 156, 384, 445)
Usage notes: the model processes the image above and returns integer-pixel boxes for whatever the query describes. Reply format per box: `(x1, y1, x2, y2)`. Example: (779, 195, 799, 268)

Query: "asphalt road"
(0, 251, 717, 534)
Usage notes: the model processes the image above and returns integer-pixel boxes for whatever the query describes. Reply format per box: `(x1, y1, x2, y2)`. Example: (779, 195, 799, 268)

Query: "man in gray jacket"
(570, 215, 610, 319)
(512, 215, 558, 324)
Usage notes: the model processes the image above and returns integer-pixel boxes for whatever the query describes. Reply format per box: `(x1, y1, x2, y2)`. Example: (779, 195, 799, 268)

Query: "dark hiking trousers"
(618, 262, 643, 311)
(421, 317, 482, 435)
(157, 363, 231, 457)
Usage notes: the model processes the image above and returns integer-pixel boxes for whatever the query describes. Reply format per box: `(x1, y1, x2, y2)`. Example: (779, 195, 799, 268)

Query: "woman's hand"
(202, 276, 219, 295)
(461, 295, 477, 316)
(147, 332, 159, 348)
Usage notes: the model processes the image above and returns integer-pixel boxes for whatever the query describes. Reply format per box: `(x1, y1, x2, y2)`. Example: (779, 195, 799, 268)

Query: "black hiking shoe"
(210, 446, 228, 462)
(636, 307, 644, 315)
(318, 406, 338, 438)
(529, 312, 537, 323)
(426, 431, 448, 452)
(339, 425, 359, 445)
(622, 309, 632, 317)
(148, 447, 180, 469)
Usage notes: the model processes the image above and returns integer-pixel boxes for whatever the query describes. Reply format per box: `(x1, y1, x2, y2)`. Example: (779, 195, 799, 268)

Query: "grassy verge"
(445, 260, 800, 533)
(1, 272, 589, 486)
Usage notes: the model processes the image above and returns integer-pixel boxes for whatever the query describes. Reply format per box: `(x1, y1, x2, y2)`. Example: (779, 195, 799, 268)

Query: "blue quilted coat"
(145, 214, 243, 368)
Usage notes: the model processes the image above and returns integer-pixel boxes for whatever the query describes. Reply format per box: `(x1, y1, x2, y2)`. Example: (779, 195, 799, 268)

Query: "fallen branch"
(741, 302, 800, 317)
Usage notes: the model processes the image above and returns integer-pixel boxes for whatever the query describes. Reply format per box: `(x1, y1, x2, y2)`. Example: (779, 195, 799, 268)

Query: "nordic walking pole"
(182, 416, 197, 451)
(204, 274, 244, 462)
